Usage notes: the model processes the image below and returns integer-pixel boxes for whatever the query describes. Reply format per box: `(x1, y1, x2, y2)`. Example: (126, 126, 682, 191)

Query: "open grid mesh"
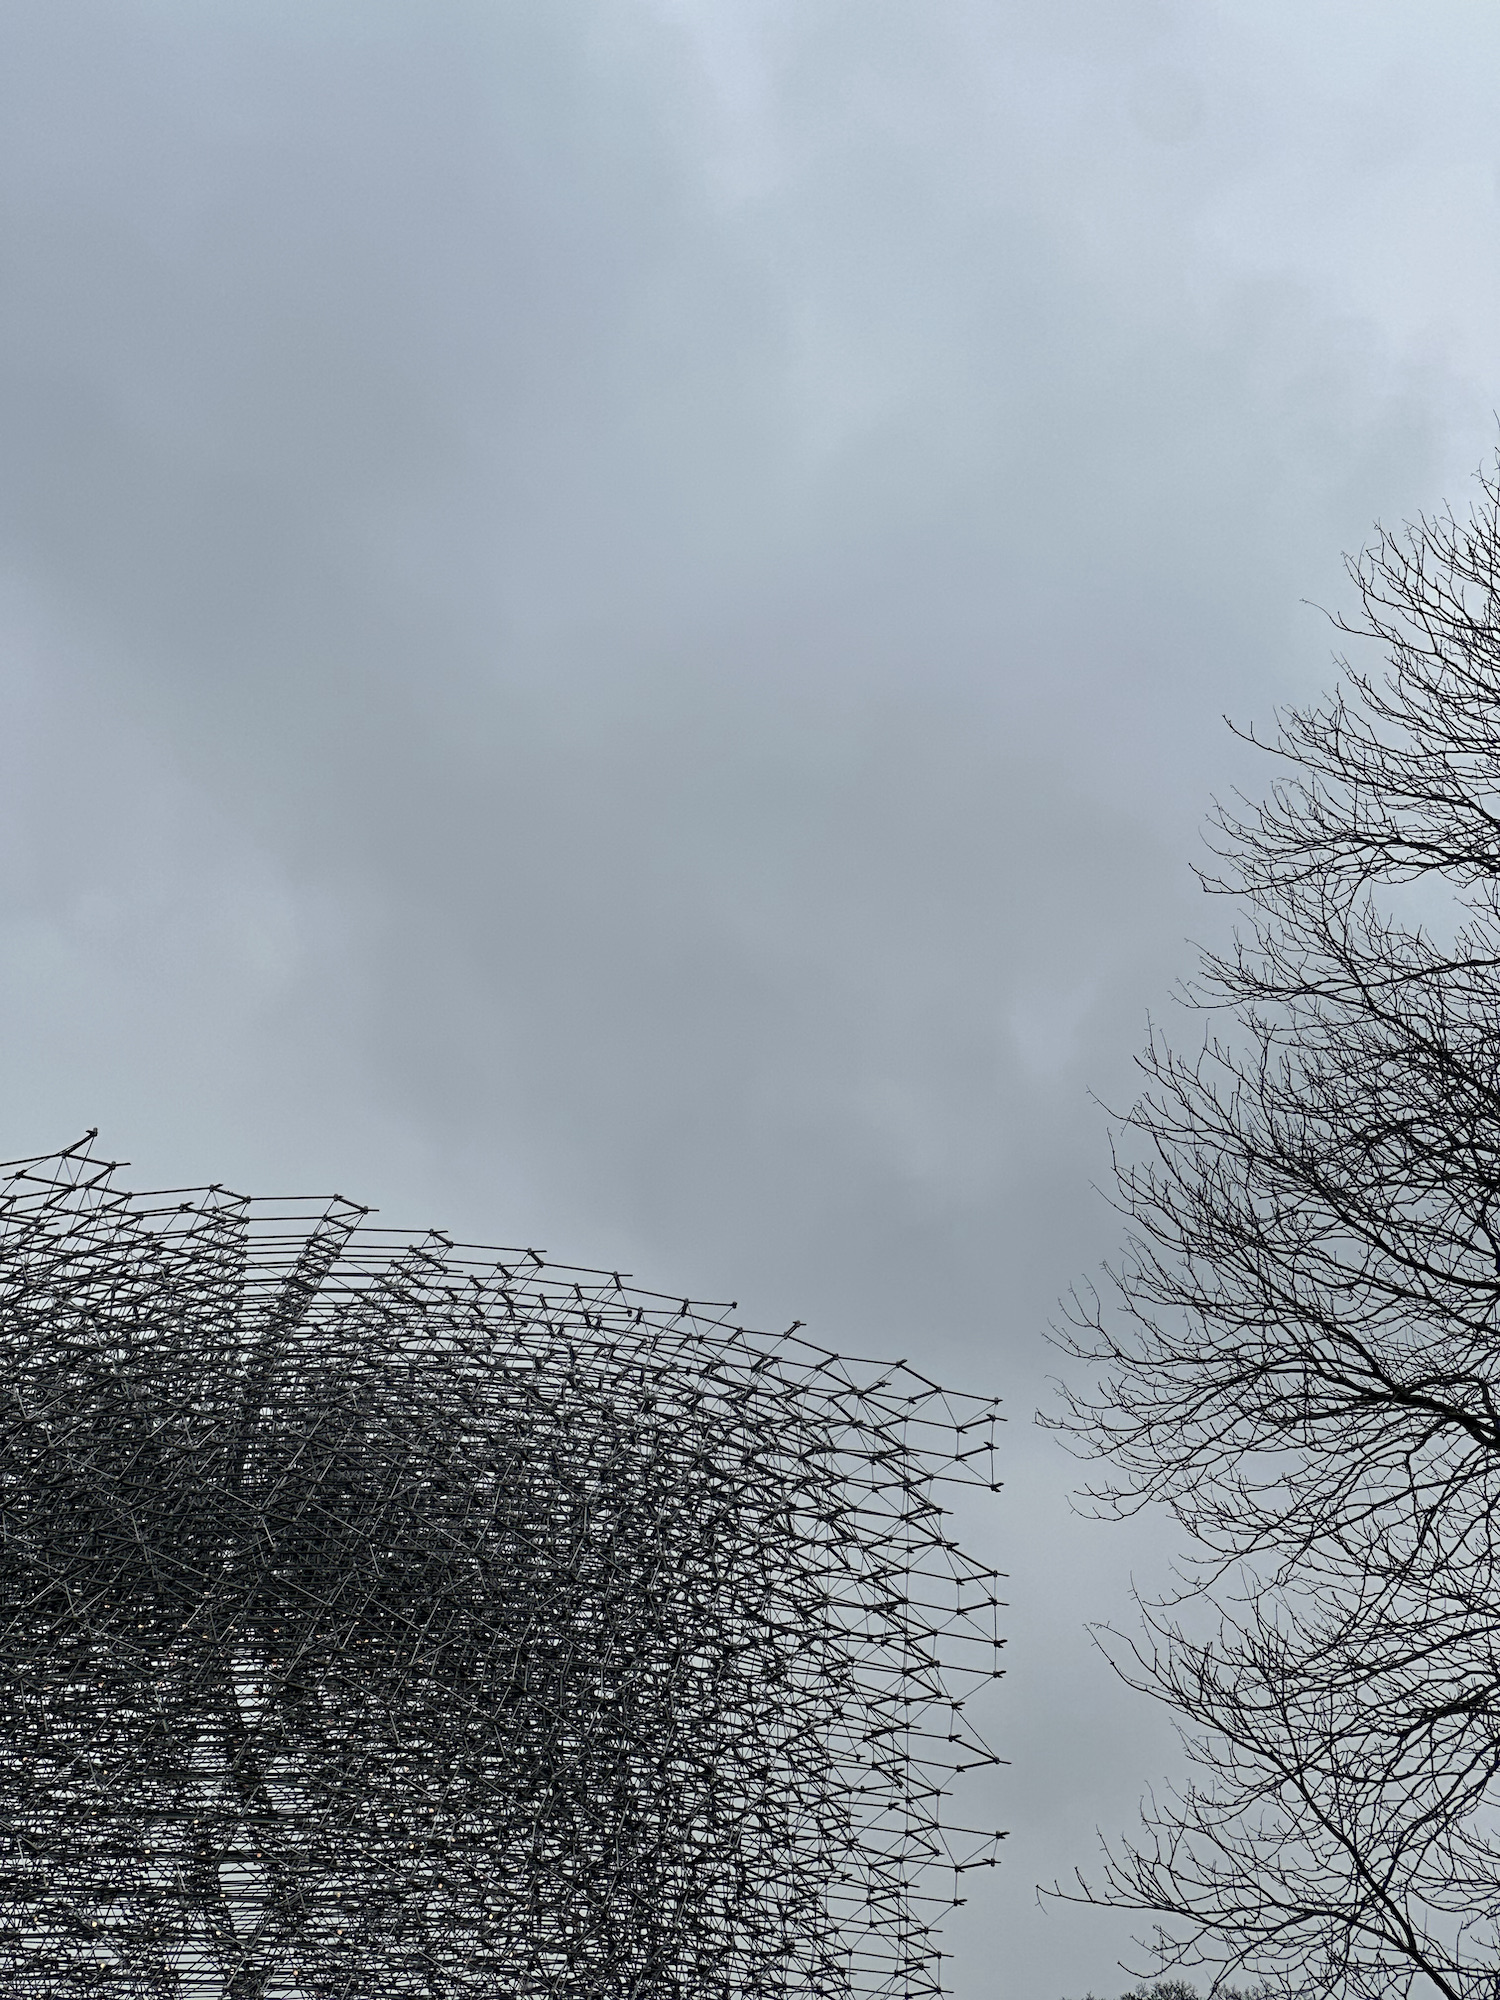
(0, 1137, 1005, 1998)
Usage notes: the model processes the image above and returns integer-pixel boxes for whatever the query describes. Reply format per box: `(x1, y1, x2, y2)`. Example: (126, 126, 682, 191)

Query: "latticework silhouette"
(0, 1137, 1005, 1999)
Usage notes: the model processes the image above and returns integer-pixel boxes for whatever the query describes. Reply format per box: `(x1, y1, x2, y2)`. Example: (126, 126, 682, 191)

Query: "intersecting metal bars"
(0, 1139, 1004, 1999)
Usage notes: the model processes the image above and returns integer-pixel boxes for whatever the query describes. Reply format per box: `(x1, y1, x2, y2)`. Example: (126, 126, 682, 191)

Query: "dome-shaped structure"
(0, 1138, 1004, 1998)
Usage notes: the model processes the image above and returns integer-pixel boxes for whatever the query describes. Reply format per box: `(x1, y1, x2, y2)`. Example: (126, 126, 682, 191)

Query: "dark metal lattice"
(0, 1137, 1005, 1998)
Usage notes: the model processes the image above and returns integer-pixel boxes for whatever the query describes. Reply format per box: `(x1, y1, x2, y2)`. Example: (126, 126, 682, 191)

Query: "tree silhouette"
(1, 1138, 1003, 1998)
(1052, 462, 1500, 2000)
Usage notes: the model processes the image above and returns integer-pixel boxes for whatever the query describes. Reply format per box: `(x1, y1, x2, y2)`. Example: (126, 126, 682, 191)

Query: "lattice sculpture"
(0, 1137, 1005, 1998)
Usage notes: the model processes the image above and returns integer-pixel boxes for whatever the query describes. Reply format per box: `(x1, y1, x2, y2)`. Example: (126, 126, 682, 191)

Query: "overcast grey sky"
(2, 3, 1497, 1993)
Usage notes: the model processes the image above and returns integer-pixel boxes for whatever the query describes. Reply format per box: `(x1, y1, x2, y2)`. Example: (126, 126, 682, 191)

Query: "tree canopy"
(1053, 463, 1500, 2000)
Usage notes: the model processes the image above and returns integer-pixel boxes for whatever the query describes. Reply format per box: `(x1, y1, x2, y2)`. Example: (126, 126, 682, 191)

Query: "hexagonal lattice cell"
(0, 1138, 1005, 1998)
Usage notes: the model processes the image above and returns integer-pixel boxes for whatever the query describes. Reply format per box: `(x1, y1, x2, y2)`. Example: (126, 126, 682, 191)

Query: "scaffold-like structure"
(0, 1137, 1005, 1998)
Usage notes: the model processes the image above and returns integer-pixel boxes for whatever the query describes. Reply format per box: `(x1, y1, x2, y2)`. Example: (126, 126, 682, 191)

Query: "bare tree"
(1049, 462, 1500, 2000)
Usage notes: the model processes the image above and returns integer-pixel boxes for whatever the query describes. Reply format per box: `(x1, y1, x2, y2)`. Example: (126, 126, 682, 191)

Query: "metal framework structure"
(0, 1138, 1005, 1999)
